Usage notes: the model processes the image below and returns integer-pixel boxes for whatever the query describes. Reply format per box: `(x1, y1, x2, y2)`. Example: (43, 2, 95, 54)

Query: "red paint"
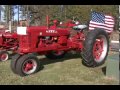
(0, 31, 18, 51)
(17, 24, 86, 54)
(93, 39, 104, 60)
(24, 61, 34, 72)
(0, 53, 7, 61)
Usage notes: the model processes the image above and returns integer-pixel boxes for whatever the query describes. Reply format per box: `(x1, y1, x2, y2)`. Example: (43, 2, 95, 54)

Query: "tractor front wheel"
(81, 28, 109, 67)
(15, 54, 41, 76)
(0, 51, 9, 62)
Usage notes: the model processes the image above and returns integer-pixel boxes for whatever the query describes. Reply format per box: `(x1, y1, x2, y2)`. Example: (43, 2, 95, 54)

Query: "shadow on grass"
(41, 53, 82, 65)
(102, 66, 106, 75)
(37, 53, 82, 72)
(8, 52, 83, 75)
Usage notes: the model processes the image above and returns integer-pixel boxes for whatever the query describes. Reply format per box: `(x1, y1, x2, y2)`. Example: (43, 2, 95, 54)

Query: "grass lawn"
(0, 52, 119, 85)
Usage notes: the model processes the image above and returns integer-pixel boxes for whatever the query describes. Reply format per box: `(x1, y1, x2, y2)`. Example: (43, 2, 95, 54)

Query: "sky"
(14, 8, 19, 21)
(1, 5, 21, 22)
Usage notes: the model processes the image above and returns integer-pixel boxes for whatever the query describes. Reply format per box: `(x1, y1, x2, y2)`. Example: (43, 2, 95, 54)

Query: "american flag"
(89, 11, 115, 33)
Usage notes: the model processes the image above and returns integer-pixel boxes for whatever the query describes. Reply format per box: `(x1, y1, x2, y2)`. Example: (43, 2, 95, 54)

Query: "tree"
(16, 5, 118, 30)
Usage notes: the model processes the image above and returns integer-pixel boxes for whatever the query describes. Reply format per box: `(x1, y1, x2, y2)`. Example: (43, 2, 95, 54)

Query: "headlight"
(17, 27, 27, 35)
(75, 21, 79, 25)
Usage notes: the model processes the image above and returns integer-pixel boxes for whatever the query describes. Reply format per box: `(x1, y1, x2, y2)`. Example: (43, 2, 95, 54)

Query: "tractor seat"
(73, 25, 87, 30)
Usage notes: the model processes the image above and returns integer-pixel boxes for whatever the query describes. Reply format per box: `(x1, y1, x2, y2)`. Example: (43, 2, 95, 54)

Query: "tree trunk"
(26, 5, 29, 26)
(9, 6, 11, 32)
(18, 5, 19, 26)
(13, 13, 14, 26)
(0, 5, 1, 22)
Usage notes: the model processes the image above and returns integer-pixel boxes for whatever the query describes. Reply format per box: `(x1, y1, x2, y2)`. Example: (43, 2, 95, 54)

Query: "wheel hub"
(23, 59, 37, 74)
(0, 53, 8, 61)
(93, 39, 104, 60)
(93, 35, 108, 63)
(24, 62, 34, 72)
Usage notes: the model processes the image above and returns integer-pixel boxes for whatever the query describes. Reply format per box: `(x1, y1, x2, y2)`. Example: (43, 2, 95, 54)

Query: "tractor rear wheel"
(15, 54, 41, 76)
(0, 51, 9, 62)
(45, 51, 66, 60)
(81, 28, 109, 67)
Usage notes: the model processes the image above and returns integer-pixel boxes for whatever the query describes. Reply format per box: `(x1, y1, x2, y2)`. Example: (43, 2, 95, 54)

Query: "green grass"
(0, 53, 119, 85)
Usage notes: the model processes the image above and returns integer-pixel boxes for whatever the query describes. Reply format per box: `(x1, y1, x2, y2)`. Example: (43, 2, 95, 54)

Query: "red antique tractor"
(10, 19, 109, 76)
(0, 31, 18, 61)
(0, 16, 77, 62)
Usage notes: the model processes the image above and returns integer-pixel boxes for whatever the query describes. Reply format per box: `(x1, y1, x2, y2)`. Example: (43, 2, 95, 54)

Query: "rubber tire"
(0, 51, 9, 62)
(10, 54, 21, 74)
(45, 51, 66, 60)
(81, 28, 109, 67)
(15, 54, 41, 77)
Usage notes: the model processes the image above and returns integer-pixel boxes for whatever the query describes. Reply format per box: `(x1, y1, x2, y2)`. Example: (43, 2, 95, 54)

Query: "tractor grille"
(19, 35, 30, 52)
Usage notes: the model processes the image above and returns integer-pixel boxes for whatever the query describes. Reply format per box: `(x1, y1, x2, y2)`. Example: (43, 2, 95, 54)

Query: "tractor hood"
(17, 26, 70, 36)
